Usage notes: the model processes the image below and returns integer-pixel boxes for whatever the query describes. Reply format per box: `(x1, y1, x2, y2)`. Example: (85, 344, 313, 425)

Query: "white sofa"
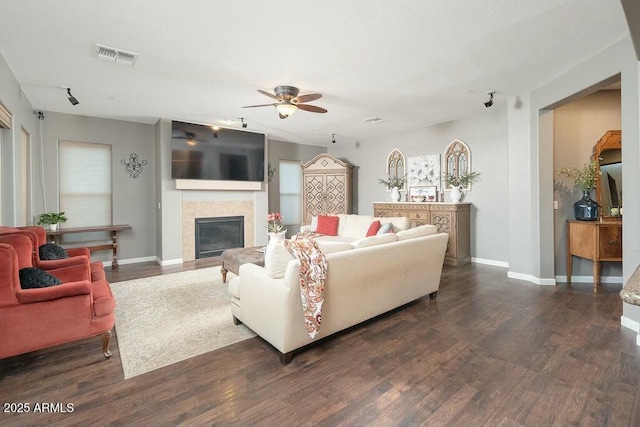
(301, 213, 412, 243)
(229, 221, 448, 364)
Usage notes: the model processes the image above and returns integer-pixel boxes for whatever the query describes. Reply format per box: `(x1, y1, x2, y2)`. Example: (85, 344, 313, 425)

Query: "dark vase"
(574, 190, 599, 221)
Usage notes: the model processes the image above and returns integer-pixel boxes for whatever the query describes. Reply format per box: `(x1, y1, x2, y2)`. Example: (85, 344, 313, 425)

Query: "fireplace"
(195, 216, 244, 259)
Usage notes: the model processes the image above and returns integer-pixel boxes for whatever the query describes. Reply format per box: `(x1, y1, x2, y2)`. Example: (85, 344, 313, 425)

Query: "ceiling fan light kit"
(243, 85, 327, 119)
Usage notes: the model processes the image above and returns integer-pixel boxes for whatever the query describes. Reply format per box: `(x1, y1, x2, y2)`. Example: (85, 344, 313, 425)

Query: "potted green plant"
(37, 212, 68, 231)
(378, 175, 406, 202)
(444, 171, 480, 202)
(557, 160, 600, 220)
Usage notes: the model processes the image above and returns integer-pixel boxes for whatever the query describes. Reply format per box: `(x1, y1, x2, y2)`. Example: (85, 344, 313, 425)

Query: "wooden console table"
(46, 224, 132, 270)
(566, 220, 622, 293)
(373, 202, 471, 266)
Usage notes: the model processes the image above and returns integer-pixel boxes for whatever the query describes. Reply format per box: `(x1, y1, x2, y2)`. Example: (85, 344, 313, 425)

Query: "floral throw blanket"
(283, 233, 328, 339)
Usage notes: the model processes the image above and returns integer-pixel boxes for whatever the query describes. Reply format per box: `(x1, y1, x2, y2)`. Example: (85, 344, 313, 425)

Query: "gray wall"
(33, 112, 156, 263)
(0, 52, 37, 226)
(328, 108, 509, 264)
(267, 139, 326, 235)
(554, 90, 622, 280)
(507, 37, 639, 287)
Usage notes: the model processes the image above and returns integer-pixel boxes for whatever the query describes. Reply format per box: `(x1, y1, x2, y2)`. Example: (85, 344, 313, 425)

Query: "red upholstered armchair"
(0, 233, 115, 359)
(0, 226, 106, 282)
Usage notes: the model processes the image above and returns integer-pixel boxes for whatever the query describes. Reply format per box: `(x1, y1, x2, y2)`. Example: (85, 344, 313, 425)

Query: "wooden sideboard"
(373, 202, 471, 266)
(566, 219, 622, 293)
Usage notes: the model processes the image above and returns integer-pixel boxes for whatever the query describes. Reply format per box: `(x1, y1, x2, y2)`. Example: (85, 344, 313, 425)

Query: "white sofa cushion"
(265, 242, 295, 279)
(396, 224, 438, 240)
(351, 233, 398, 249)
(316, 240, 353, 254)
(340, 214, 376, 238)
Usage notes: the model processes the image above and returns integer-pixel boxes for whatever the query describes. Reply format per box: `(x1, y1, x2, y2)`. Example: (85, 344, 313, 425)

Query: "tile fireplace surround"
(182, 200, 255, 262)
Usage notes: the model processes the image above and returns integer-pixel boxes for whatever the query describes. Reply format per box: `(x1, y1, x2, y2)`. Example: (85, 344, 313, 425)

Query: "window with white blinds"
(59, 141, 112, 234)
(279, 160, 302, 226)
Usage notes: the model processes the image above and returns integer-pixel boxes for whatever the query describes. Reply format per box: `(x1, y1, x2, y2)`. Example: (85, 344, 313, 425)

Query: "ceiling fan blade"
(242, 103, 277, 108)
(257, 89, 280, 100)
(297, 104, 328, 113)
(294, 93, 322, 103)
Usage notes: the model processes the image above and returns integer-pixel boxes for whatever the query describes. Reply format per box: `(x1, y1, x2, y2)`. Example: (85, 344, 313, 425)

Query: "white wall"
(329, 108, 509, 264)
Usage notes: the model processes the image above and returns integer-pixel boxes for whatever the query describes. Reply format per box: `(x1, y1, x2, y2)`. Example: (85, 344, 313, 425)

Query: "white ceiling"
(0, 0, 629, 146)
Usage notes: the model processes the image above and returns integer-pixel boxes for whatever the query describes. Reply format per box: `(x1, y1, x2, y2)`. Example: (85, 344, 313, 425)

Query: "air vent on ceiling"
(96, 44, 138, 66)
(363, 116, 384, 124)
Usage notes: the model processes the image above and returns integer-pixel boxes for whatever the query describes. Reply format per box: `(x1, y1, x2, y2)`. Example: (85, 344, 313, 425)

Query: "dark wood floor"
(1, 261, 639, 426)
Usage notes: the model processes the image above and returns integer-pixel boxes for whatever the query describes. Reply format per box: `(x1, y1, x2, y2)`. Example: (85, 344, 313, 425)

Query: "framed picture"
(407, 154, 440, 188)
(409, 185, 438, 202)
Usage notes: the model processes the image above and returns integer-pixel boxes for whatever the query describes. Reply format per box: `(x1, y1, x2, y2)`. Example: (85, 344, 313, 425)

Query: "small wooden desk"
(46, 224, 132, 270)
(566, 220, 622, 293)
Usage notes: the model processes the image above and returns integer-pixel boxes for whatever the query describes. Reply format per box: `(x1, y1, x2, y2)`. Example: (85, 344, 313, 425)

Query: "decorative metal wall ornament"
(268, 162, 277, 182)
(121, 153, 147, 178)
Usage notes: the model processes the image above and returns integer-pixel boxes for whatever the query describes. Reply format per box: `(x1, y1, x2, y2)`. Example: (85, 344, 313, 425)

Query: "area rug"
(110, 267, 255, 379)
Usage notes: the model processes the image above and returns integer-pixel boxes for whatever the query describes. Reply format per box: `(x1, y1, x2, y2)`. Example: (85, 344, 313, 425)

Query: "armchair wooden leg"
(101, 330, 112, 358)
(233, 316, 242, 325)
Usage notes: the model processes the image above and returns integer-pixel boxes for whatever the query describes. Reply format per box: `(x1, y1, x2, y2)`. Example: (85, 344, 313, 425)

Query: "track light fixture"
(240, 117, 247, 128)
(331, 133, 336, 144)
(66, 88, 79, 106)
(484, 91, 495, 108)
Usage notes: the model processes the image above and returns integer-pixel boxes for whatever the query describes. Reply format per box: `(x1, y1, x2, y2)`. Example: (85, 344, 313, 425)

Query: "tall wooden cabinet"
(302, 154, 354, 225)
(373, 202, 471, 266)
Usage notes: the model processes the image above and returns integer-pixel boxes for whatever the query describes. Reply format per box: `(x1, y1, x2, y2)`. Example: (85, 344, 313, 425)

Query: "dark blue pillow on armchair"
(38, 243, 69, 260)
(18, 267, 62, 289)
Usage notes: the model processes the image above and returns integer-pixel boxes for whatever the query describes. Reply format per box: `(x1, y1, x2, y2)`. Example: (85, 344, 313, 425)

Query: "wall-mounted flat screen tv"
(171, 120, 265, 182)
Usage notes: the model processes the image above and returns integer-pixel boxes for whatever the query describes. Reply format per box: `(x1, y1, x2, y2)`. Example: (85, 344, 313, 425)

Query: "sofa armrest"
(300, 225, 312, 233)
(15, 280, 92, 304)
(235, 263, 296, 350)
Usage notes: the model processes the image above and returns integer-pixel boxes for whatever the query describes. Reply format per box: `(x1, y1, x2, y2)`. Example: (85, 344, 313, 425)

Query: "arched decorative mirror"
(592, 130, 622, 219)
(444, 139, 472, 190)
(386, 148, 406, 191)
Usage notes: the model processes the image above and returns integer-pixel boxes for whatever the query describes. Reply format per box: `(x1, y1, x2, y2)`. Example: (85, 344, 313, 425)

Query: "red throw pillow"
(316, 215, 339, 236)
(366, 220, 381, 237)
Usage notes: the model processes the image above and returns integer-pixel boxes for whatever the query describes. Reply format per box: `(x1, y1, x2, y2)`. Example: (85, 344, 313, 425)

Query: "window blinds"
(58, 141, 112, 231)
(279, 160, 302, 226)
(0, 102, 12, 129)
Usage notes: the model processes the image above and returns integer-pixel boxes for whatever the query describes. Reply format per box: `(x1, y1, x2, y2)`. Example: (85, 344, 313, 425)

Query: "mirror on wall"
(386, 148, 406, 191)
(592, 130, 621, 218)
(444, 139, 472, 190)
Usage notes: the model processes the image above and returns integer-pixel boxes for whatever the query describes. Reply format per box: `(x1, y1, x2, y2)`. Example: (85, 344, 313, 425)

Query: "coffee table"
(220, 246, 265, 283)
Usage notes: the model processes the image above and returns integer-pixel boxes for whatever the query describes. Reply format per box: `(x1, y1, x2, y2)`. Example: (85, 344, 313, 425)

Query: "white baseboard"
(621, 315, 639, 333)
(507, 271, 556, 286)
(554, 275, 623, 284)
(102, 256, 157, 267)
(472, 257, 509, 268)
(156, 257, 184, 266)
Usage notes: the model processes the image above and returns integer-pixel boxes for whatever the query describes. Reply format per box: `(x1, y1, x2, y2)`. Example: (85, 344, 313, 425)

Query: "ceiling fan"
(242, 85, 327, 119)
